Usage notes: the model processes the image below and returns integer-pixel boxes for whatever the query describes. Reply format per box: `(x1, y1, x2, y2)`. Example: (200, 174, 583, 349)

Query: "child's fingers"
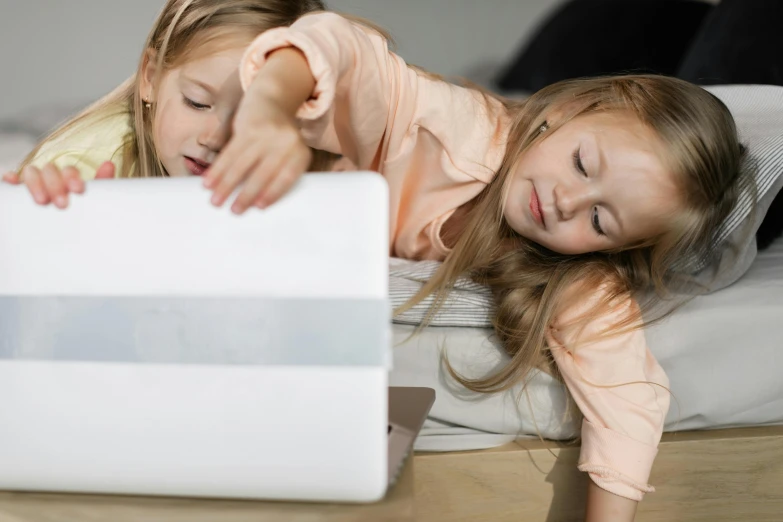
(2, 171, 21, 184)
(22, 166, 49, 205)
(210, 147, 261, 207)
(253, 168, 298, 211)
(254, 154, 311, 210)
(95, 161, 116, 180)
(41, 163, 69, 209)
(254, 194, 266, 209)
(202, 148, 231, 190)
(229, 156, 281, 214)
(61, 166, 85, 194)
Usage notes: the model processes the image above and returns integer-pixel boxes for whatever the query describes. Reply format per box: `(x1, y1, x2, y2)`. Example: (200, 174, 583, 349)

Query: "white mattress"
(390, 238, 783, 452)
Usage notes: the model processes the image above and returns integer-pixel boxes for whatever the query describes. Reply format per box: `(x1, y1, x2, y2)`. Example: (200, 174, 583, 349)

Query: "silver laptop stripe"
(0, 297, 390, 366)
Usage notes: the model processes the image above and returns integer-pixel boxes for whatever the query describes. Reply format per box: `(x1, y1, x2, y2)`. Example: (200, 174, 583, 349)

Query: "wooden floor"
(413, 425, 783, 522)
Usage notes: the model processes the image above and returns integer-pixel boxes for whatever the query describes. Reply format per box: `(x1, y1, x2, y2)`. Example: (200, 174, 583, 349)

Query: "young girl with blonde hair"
(3, 0, 331, 205)
(6, 7, 746, 522)
(199, 12, 745, 521)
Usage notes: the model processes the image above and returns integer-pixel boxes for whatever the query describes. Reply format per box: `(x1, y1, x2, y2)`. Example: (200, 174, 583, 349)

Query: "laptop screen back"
(0, 173, 390, 368)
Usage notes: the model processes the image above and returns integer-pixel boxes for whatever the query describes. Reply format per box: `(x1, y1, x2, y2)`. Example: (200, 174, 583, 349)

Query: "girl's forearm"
(244, 47, 315, 116)
(585, 481, 638, 522)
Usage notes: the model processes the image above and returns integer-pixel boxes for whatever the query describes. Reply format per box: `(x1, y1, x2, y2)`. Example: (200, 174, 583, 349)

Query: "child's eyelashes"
(572, 147, 606, 236)
(572, 147, 587, 176)
(183, 95, 210, 111)
(592, 208, 606, 236)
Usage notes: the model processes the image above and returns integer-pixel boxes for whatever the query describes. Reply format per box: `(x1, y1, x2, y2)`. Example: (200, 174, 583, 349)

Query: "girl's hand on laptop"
(203, 96, 312, 215)
(204, 47, 316, 215)
(2, 161, 115, 208)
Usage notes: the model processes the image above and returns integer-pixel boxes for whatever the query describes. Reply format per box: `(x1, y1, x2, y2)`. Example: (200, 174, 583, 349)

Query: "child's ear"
(542, 107, 566, 129)
(140, 48, 158, 102)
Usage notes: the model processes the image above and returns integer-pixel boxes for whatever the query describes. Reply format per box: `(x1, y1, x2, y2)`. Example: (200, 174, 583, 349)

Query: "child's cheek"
(156, 103, 191, 151)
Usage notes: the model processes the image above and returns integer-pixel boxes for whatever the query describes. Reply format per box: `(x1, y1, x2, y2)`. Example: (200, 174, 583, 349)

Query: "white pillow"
(681, 85, 783, 291)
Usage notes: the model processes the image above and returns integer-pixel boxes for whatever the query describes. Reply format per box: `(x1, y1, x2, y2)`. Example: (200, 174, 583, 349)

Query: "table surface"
(0, 459, 415, 522)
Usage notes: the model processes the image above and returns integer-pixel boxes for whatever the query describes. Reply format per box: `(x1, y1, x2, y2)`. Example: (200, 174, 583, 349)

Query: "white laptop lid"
(0, 173, 390, 367)
(0, 173, 387, 297)
(0, 173, 392, 502)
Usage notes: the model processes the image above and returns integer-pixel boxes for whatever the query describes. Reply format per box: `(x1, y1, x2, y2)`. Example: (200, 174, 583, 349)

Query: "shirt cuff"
(427, 210, 456, 259)
(578, 419, 659, 501)
(239, 25, 336, 122)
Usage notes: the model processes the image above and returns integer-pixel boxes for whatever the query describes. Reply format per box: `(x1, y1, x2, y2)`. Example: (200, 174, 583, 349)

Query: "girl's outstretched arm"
(586, 481, 638, 522)
(205, 47, 316, 213)
(206, 12, 505, 220)
(205, 11, 414, 213)
(547, 286, 670, 506)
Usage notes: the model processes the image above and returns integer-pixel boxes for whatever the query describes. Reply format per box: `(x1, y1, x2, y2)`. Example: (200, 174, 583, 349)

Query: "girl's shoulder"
(553, 278, 638, 333)
(36, 105, 131, 156)
(32, 105, 132, 179)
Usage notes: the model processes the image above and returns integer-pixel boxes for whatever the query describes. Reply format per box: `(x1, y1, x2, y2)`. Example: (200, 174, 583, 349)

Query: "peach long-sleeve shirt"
(239, 12, 670, 501)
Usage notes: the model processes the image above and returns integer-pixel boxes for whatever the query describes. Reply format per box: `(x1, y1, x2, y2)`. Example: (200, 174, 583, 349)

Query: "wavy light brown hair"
(399, 74, 747, 393)
(21, 0, 333, 176)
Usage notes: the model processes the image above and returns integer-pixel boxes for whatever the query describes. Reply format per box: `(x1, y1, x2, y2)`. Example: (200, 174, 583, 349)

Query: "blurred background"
(1, 0, 749, 122)
(5, 0, 783, 137)
(0, 0, 558, 120)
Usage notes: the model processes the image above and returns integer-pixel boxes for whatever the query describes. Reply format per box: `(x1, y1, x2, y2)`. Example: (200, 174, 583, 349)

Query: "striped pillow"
(680, 85, 783, 291)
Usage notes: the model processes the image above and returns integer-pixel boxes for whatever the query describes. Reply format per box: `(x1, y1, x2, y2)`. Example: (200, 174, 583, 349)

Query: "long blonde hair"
(399, 75, 747, 393)
(21, 0, 332, 176)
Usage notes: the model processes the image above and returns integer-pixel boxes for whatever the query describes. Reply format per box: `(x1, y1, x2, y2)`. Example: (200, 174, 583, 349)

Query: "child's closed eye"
(592, 208, 606, 236)
(573, 148, 606, 237)
(572, 148, 587, 176)
(183, 95, 210, 110)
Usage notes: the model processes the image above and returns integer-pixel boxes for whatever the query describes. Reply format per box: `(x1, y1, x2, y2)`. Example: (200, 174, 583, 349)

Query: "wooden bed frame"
(413, 424, 783, 521)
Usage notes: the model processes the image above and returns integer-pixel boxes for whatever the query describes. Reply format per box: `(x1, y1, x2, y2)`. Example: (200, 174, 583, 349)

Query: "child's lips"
(529, 185, 546, 228)
(184, 156, 210, 176)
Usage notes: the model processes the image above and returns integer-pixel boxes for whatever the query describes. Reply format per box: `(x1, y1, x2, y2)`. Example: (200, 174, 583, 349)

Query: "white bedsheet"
(391, 238, 783, 452)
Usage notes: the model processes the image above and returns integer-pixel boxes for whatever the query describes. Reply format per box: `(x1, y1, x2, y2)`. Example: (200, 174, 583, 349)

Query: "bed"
(387, 226, 783, 522)
(385, 85, 783, 448)
(390, 234, 783, 450)
(384, 239, 783, 518)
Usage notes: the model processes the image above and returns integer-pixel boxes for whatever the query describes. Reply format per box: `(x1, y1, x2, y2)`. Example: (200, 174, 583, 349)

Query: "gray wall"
(0, 0, 562, 119)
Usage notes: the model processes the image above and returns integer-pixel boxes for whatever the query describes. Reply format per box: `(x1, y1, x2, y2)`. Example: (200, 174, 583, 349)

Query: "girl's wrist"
(585, 481, 638, 522)
(245, 47, 315, 117)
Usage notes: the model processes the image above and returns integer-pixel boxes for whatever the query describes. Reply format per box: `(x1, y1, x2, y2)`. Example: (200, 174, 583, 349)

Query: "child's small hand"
(2, 161, 116, 208)
(203, 96, 312, 215)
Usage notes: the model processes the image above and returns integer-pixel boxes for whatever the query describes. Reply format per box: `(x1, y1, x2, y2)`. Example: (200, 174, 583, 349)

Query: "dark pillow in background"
(677, 0, 783, 250)
(496, 0, 712, 93)
(677, 0, 783, 87)
(759, 191, 783, 250)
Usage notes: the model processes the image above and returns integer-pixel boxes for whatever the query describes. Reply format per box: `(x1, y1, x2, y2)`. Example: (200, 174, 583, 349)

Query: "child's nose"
(554, 184, 593, 221)
(198, 117, 231, 152)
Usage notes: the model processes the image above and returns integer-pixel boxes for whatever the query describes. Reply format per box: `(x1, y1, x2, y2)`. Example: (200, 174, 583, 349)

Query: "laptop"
(0, 173, 434, 502)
